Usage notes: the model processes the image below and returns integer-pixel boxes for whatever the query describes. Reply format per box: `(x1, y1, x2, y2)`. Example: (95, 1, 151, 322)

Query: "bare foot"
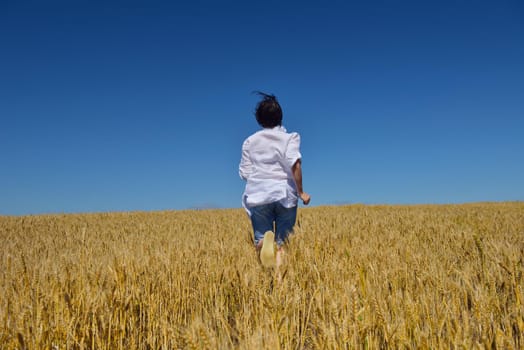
(276, 247, 285, 268)
(260, 231, 276, 268)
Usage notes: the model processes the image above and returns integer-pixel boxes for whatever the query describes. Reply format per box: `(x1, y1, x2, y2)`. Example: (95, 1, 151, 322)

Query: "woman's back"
(243, 126, 299, 181)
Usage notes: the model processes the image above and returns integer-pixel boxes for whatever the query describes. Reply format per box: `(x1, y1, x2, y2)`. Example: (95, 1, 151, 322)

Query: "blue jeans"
(250, 202, 297, 246)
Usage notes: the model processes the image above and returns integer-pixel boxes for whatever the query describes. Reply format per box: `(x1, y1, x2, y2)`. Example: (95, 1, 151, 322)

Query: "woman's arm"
(292, 159, 311, 205)
(239, 140, 253, 180)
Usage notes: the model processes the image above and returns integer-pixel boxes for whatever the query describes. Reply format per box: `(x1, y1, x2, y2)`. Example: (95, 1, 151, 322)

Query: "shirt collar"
(267, 125, 287, 133)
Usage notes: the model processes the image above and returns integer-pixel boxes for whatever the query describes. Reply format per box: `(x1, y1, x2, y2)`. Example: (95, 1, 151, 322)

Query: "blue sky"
(1, 0, 523, 215)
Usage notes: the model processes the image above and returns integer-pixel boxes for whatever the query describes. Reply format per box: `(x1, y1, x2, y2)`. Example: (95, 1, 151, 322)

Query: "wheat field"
(1, 203, 523, 349)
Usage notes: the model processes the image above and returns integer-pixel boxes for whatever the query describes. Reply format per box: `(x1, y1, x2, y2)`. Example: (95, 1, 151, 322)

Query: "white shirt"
(239, 126, 302, 214)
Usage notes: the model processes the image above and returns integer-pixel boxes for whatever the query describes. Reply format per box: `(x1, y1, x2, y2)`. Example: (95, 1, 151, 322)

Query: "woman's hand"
(299, 192, 311, 205)
(292, 160, 310, 205)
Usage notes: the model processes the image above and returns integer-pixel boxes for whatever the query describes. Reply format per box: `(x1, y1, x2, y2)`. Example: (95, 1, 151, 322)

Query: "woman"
(239, 92, 311, 267)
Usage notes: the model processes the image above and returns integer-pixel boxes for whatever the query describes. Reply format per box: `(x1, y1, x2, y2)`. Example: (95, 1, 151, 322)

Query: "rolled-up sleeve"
(239, 139, 253, 180)
(284, 132, 302, 169)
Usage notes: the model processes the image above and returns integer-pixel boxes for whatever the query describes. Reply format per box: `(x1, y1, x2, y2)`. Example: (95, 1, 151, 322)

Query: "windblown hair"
(253, 91, 283, 128)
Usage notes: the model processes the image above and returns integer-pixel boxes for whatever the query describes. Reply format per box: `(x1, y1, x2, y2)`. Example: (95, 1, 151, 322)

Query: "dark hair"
(253, 91, 283, 128)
